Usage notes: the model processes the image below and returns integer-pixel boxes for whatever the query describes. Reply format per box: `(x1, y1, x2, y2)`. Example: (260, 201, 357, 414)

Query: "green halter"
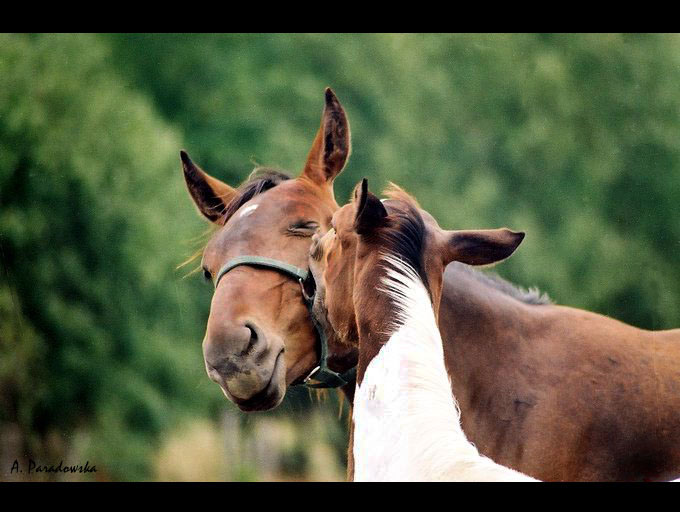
(214, 256, 356, 389)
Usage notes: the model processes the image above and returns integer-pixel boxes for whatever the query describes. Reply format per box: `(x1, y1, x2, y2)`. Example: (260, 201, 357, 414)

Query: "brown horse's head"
(309, 179, 526, 360)
(183, 89, 356, 411)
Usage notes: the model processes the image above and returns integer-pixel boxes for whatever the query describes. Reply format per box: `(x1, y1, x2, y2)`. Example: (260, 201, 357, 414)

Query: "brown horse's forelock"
(221, 167, 292, 224)
(374, 189, 431, 300)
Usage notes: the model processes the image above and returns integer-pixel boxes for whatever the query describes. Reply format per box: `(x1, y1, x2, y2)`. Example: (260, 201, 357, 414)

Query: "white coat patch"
(239, 204, 259, 218)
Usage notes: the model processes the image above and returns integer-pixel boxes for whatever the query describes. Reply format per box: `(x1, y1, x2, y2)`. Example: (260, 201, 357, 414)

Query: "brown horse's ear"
(354, 178, 387, 236)
(301, 88, 351, 186)
(444, 228, 525, 266)
(181, 150, 237, 224)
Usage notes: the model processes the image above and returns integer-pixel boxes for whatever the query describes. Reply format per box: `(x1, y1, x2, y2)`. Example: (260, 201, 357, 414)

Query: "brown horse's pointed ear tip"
(359, 178, 369, 197)
(324, 87, 339, 104)
(180, 150, 192, 165)
(514, 231, 526, 243)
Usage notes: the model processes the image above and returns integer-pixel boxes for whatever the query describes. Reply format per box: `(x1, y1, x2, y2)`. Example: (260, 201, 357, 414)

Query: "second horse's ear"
(443, 228, 525, 266)
(301, 88, 351, 186)
(181, 150, 237, 224)
(354, 178, 387, 236)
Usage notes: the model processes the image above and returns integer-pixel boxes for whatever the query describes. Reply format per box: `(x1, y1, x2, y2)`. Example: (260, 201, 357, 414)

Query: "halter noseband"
(214, 256, 356, 389)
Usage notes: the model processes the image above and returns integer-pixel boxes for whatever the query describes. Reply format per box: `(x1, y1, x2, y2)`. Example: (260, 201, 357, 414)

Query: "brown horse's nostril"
(204, 322, 263, 377)
(241, 324, 258, 357)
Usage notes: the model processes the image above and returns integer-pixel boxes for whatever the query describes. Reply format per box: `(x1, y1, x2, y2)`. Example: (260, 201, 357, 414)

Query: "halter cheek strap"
(214, 256, 356, 389)
(215, 256, 309, 287)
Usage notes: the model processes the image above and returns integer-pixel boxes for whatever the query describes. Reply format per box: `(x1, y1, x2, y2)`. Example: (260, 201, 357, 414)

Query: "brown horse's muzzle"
(203, 319, 286, 411)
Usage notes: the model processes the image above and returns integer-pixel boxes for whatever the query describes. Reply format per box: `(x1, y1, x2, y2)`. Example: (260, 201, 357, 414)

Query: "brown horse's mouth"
(224, 349, 285, 412)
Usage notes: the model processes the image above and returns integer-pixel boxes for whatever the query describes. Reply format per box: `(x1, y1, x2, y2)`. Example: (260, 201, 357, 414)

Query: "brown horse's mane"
(376, 183, 431, 299)
(453, 263, 552, 305)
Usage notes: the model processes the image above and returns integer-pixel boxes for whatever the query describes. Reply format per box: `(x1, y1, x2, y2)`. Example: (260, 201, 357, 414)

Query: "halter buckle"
(303, 365, 321, 384)
(299, 277, 315, 303)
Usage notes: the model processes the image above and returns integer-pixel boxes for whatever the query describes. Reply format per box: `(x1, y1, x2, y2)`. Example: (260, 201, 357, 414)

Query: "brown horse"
(183, 89, 680, 481)
(308, 179, 535, 481)
(182, 89, 356, 412)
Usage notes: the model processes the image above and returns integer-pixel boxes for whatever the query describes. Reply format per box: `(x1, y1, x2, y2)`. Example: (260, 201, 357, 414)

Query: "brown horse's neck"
(337, 261, 537, 398)
(353, 289, 398, 386)
(342, 260, 533, 481)
(436, 263, 536, 405)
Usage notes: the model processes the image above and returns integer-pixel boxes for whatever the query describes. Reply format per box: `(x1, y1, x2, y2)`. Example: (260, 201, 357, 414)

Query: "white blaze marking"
(239, 204, 259, 218)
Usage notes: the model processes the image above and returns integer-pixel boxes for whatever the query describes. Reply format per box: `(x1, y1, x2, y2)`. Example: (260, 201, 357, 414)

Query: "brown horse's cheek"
(280, 301, 318, 379)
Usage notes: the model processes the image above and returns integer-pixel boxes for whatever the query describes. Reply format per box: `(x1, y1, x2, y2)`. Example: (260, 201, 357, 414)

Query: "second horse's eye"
(203, 268, 212, 282)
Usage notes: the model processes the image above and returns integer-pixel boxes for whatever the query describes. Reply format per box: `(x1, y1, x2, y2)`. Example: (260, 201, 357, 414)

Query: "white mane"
(352, 254, 537, 481)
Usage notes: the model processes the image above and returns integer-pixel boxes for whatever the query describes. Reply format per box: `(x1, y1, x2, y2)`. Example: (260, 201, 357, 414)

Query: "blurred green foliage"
(1, 33, 680, 480)
(0, 33, 223, 480)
